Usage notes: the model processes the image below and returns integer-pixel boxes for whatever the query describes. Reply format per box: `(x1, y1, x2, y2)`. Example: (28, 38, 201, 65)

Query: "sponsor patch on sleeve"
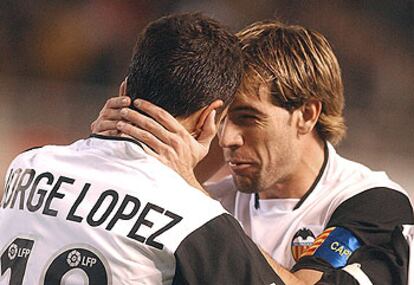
(300, 227, 361, 269)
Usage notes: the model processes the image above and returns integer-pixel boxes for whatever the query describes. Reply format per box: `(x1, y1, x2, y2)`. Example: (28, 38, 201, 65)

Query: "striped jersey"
(206, 142, 413, 284)
(0, 135, 282, 285)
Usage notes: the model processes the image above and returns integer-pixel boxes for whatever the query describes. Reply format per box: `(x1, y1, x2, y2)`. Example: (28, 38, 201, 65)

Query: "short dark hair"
(126, 13, 243, 117)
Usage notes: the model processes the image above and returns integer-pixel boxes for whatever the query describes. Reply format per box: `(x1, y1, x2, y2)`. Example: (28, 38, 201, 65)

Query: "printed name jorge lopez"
(1, 168, 183, 250)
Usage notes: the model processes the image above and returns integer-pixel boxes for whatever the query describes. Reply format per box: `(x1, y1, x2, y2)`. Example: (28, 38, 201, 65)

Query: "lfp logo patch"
(291, 228, 316, 261)
(301, 227, 362, 268)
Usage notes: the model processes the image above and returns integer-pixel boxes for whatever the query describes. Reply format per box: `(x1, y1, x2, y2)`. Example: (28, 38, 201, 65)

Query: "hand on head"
(90, 79, 130, 136)
(90, 80, 218, 190)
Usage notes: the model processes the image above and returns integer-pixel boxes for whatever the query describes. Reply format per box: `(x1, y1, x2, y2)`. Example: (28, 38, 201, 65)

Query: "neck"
(259, 135, 326, 200)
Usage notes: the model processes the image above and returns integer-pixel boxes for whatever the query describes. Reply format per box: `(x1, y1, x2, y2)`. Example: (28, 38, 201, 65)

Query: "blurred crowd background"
(1, 1, 413, 196)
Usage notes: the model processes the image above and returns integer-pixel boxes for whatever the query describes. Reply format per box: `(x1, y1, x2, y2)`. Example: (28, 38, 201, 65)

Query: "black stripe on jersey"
(305, 226, 409, 285)
(327, 187, 414, 245)
(314, 267, 370, 285)
(21, 146, 43, 153)
(293, 142, 329, 210)
(172, 213, 284, 285)
(89, 133, 144, 150)
(255, 143, 328, 210)
(292, 188, 413, 284)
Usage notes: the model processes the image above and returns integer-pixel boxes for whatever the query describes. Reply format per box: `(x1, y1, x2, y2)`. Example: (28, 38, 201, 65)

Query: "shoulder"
(173, 213, 283, 285)
(330, 187, 413, 224)
(321, 144, 410, 211)
(327, 144, 404, 192)
(139, 159, 228, 222)
(204, 175, 238, 213)
(6, 145, 48, 170)
(204, 175, 235, 196)
(327, 187, 414, 246)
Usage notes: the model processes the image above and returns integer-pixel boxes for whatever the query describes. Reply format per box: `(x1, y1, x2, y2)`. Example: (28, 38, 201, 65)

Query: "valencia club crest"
(291, 228, 316, 261)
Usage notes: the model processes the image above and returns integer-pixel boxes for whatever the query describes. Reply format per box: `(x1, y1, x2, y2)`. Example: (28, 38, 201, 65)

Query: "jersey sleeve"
(292, 187, 414, 285)
(172, 213, 284, 285)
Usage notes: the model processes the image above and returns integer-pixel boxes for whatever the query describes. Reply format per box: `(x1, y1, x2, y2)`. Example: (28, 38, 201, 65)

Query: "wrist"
(182, 172, 209, 196)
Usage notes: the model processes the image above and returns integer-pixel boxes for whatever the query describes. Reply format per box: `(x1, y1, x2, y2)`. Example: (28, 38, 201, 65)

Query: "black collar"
(89, 133, 145, 150)
(293, 142, 329, 210)
(254, 142, 329, 210)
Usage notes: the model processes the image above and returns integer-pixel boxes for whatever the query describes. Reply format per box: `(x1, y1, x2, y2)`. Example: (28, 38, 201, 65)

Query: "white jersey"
(0, 135, 281, 285)
(206, 143, 413, 283)
(402, 225, 414, 285)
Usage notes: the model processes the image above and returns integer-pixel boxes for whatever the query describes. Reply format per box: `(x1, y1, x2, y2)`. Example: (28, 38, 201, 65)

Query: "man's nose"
(218, 118, 243, 149)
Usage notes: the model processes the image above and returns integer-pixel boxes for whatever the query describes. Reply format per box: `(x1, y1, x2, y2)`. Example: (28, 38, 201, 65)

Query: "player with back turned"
(0, 13, 284, 284)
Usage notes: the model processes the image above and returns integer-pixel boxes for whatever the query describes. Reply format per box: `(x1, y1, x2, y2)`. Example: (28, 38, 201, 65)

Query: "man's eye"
(231, 114, 260, 125)
(240, 115, 258, 120)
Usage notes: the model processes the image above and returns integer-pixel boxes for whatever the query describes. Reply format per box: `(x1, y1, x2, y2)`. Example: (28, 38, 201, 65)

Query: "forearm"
(261, 249, 322, 285)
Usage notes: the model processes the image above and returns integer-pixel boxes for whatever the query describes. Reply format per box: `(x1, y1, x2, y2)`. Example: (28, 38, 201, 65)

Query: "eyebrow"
(229, 106, 265, 116)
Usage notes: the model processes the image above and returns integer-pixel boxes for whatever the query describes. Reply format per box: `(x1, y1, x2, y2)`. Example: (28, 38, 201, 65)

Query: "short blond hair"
(237, 20, 346, 145)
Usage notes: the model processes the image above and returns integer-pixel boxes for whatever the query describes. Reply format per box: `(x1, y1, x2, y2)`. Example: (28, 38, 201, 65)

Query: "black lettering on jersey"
(0, 237, 34, 284)
(10, 169, 36, 210)
(128, 203, 164, 246)
(105, 194, 141, 231)
(43, 176, 74, 217)
(27, 172, 54, 212)
(2, 168, 23, 209)
(1, 168, 14, 208)
(86, 190, 119, 227)
(127, 203, 182, 250)
(66, 182, 91, 223)
(146, 210, 182, 250)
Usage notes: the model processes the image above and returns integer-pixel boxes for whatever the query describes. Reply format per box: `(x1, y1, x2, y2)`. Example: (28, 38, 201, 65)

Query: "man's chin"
(232, 175, 258, 194)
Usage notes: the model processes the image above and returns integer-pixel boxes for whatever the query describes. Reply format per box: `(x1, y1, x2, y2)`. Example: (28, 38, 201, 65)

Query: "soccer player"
(93, 20, 414, 284)
(0, 14, 284, 284)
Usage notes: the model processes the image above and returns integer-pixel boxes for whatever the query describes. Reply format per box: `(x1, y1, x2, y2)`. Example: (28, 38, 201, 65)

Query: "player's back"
(0, 135, 226, 284)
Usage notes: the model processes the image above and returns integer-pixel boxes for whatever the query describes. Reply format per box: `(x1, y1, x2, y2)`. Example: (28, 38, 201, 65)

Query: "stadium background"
(0, 1, 413, 198)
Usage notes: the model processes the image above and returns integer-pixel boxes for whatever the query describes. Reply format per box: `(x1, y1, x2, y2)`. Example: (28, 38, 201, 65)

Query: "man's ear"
(296, 100, 322, 135)
(193, 100, 224, 137)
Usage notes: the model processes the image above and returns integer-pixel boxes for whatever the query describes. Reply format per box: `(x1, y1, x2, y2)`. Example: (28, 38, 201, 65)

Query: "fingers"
(90, 120, 97, 132)
(133, 99, 186, 133)
(104, 96, 131, 110)
(95, 120, 119, 134)
(141, 143, 159, 159)
(91, 117, 121, 135)
(119, 108, 172, 144)
(98, 130, 120, 136)
(92, 107, 124, 133)
(104, 107, 126, 121)
(117, 121, 170, 155)
(91, 94, 131, 133)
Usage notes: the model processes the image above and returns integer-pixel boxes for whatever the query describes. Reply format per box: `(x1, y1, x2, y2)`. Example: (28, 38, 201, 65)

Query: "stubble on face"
(232, 170, 267, 194)
(223, 82, 299, 196)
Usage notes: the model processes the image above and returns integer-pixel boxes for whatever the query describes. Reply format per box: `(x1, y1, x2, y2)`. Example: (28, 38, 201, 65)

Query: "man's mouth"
(227, 160, 255, 174)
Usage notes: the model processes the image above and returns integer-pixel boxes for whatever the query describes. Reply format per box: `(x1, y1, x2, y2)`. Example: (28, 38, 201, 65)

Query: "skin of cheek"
(249, 110, 300, 191)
